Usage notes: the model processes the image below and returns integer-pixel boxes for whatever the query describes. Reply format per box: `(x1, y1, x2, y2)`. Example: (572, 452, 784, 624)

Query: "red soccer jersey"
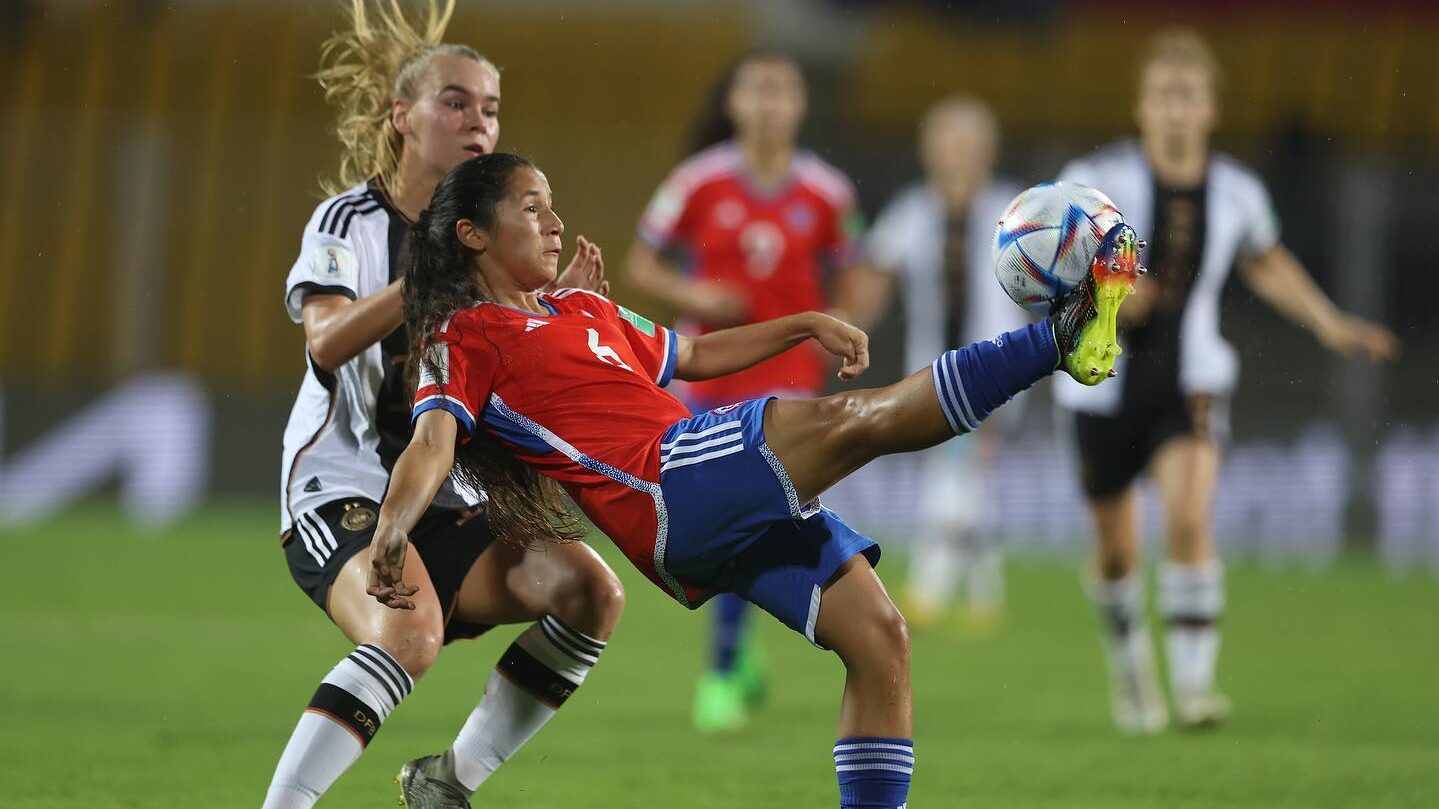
(638, 141, 863, 403)
(412, 288, 701, 600)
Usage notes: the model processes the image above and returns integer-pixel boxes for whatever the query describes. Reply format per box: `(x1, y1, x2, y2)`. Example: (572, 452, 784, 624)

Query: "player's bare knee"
(841, 597, 910, 673)
(377, 630, 442, 681)
(1168, 508, 1209, 552)
(550, 564, 625, 638)
(877, 602, 911, 665)
(1097, 542, 1138, 579)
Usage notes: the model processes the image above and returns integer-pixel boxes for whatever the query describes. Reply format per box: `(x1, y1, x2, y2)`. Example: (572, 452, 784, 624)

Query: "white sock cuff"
(514, 615, 606, 684)
(1158, 561, 1225, 619)
(1084, 570, 1145, 617)
(323, 644, 414, 720)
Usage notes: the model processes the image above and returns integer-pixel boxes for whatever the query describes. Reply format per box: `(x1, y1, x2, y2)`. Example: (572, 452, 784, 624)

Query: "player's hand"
(1319, 314, 1401, 362)
(809, 312, 870, 380)
(454, 505, 485, 526)
(367, 522, 420, 610)
(552, 235, 609, 296)
(692, 282, 749, 327)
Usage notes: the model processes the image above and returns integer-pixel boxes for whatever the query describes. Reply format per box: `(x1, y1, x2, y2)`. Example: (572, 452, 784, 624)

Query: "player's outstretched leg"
(813, 556, 914, 809)
(765, 222, 1143, 506)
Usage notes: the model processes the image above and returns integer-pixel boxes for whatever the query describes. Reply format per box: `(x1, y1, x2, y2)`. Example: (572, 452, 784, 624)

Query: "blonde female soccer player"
(1056, 29, 1399, 733)
(265, 4, 620, 808)
(368, 153, 1139, 808)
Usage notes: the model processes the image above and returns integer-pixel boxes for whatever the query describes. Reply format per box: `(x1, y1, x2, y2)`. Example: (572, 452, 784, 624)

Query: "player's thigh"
(764, 370, 947, 504)
(1089, 487, 1140, 565)
(327, 544, 446, 676)
(813, 556, 909, 666)
(451, 539, 623, 631)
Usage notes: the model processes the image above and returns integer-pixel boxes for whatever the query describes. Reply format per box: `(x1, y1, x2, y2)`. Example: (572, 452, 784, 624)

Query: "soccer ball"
(992, 181, 1125, 312)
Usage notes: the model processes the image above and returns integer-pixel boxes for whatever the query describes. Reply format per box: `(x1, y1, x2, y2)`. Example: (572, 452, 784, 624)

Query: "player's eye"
(446, 101, 464, 110)
(483, 107, 498, 118)
(525, 205, 538, 213)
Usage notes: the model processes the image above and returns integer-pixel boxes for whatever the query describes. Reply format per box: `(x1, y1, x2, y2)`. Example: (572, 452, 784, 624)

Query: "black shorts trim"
(281, 498, 499, 643)
(1072, 394, 1225, 500)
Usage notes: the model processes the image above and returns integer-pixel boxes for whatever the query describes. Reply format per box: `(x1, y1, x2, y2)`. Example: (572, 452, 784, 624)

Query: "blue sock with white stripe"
(931, 322, 1058, 435)
(834, 737, 914, 808)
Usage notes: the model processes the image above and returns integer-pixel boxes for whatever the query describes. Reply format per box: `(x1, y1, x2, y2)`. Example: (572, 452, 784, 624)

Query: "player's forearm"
(624, 242, 704, 316)
(676, 312, 821, 381)
(832, 263, 894, 330)
(306, 281, 405, 371)
(376, 439, 453, 535)
(1243, 246, 1341, 338)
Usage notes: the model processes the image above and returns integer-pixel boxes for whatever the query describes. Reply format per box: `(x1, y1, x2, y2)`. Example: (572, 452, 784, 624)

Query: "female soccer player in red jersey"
(624, 51, 869, 730)
(264, 4, 620, 808)
(367, 153, 1139, 809)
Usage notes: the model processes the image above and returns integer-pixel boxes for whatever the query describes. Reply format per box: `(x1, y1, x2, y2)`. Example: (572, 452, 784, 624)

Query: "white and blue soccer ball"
(992, 181, 1125, 312)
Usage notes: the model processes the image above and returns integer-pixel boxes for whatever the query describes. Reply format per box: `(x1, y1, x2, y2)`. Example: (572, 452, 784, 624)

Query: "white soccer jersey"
(1054, 140, 1280, 415)
(279, 182, 473, 532)
(867, 179, 1029, 376)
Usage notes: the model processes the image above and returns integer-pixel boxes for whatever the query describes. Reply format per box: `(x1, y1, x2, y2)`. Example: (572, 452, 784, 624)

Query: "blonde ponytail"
(315, 0, 488, 195)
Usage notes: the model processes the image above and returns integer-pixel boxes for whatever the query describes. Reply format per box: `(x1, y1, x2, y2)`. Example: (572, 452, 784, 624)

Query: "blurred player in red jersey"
(624, 51, 869, 732)
(369, 153, 1136, 809)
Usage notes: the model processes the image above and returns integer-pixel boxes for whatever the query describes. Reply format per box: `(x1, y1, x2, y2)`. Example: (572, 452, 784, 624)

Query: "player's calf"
(262, 644, 416, 809)
(815, 559, 914, 809)
(401, 614, 611, 806)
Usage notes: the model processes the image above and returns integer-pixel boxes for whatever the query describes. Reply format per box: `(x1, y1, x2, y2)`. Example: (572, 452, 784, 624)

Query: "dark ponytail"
(402, 153, 582, 548)
(686, 48, 803, 154)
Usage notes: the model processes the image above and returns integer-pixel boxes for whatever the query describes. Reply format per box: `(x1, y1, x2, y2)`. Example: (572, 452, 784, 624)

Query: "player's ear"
(456, 219, 488, 253)
(392, 98, 412, 136)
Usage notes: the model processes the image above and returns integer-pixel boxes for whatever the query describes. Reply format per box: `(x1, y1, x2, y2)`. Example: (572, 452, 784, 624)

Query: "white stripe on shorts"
(804, 584, 823, 645)
(293, 516, 327, 566)
(659, 420, 741, 451)
(659, 442, 745, 473)
(660, 431, 743, 463)
(303, 511, 340, 553)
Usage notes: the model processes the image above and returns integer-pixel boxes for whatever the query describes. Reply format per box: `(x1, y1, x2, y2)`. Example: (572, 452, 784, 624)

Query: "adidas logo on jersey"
(524, 318, 549, 332)
(304, 477, 322, 493)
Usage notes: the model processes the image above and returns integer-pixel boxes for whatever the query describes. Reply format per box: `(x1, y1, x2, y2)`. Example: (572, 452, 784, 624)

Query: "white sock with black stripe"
(261, 644, 414, 809)
(449, 615, 606, 792)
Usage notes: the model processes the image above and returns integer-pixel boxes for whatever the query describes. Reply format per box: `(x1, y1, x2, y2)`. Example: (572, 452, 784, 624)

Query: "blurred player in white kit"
(1056, 29, 1398, 733)
(841, 96, 1028, 633)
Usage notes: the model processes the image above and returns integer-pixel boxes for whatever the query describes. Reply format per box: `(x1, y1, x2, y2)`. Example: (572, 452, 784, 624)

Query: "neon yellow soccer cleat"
(1050, 222, 1145, 385)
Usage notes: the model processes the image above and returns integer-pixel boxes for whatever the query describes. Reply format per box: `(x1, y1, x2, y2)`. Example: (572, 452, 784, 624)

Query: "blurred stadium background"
(2, 1, 1436, 807)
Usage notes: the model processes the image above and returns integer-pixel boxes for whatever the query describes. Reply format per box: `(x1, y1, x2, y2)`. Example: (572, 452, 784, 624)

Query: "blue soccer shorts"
(657, 397, 881, 645)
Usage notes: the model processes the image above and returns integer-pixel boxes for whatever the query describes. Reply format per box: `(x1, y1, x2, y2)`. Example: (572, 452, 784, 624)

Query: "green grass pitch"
(4, 503, 1437, 808)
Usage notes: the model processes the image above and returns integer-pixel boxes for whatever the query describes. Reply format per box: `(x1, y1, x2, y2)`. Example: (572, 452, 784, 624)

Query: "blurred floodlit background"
(0, 0, 1436, 570)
